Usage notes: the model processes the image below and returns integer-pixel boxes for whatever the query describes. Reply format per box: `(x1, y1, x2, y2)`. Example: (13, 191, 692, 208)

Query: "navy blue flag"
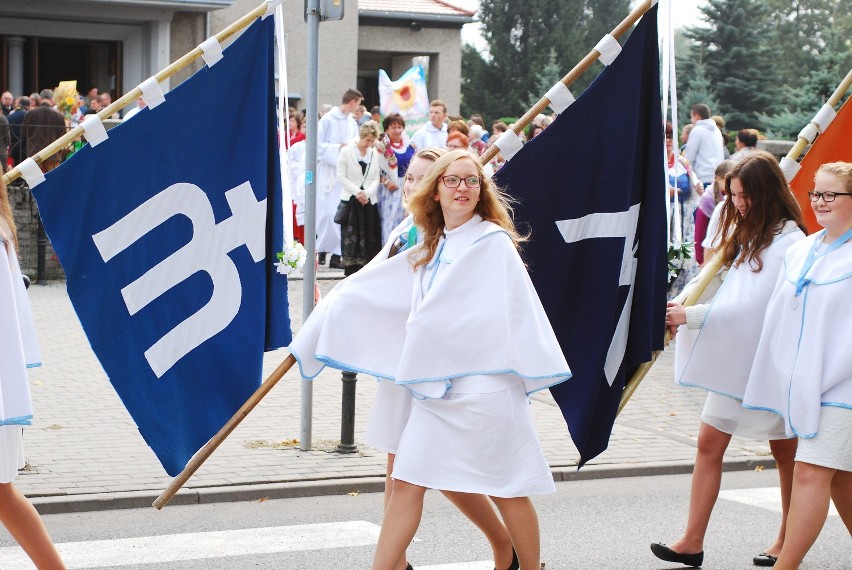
(494, 5, 667, 466)
(31, 17, 291, 476)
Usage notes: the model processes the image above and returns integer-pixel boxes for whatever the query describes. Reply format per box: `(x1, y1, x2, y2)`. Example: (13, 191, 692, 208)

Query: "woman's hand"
(356, 191, 369, 205)
(665, 301, 686, 338)
(386, 180, 399, 192)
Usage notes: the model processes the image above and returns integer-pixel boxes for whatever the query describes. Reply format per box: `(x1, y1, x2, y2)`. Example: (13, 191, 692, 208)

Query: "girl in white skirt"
(654, 152, 807, 568)
(0, 178, 66, 569)
(366, 148, 517, 570)
(369, 150, 571, 570)
(743, 162, 852, 569)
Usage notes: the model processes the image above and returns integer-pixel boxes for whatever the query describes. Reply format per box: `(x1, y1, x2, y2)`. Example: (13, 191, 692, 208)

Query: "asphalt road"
(1, 470, 849, 569)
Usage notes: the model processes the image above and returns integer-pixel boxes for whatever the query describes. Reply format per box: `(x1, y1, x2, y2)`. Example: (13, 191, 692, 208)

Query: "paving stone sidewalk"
(17, 276, 776, 513)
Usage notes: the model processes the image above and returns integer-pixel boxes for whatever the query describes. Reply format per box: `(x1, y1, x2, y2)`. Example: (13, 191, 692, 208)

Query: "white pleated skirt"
(392, 374, 555, 498)
(796, 406, 852, 472)
(365, 379, 413, 455)
(0, 425, 25, 483)
(701, 391, 789, 441)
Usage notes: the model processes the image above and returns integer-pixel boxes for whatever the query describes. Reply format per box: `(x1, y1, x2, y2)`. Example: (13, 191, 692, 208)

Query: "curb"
(31, 456, 777, 515)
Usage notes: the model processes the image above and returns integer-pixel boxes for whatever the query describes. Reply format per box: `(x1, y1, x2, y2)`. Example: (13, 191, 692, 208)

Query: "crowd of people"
(285, 88, 555, 275)
(0, 87, 131, 176)
(2, 81, 850, 570)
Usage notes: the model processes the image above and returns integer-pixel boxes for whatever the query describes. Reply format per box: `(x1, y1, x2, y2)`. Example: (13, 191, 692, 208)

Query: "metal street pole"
(300, 0, 320, 452)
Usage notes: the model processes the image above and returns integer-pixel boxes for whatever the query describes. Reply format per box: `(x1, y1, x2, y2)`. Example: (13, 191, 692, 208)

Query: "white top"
(336, 144, 381, 204)
(683, 118, 725, 183)
(0, 231, 40, 425)
(289, 215, 571, 399)
(411, 122, 448, 151)
(316, 107, 359, 192)
(701, 201, 725, 250)
(743, 233, 852, 437)
(675, 220, 804, 399)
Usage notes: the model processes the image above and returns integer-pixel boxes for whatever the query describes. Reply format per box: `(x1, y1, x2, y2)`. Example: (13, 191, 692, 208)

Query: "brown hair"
(382, 113, 405, 132)
(407, 149, 523, 270)
(342, 88, 363, 104)
(446, 132, 469, 148)
(447, 119, 469, 136)
(716, 151, 805, 271)
(0, 177, 17, 249)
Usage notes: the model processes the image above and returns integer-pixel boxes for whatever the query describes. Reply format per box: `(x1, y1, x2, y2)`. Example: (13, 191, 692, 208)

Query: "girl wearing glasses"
(367, 148, 519, 570)
(655, 151, 806, 568)
(742, 162, 852, 569)
(368, 149, 570, 570)
(290, 150, 570, 570)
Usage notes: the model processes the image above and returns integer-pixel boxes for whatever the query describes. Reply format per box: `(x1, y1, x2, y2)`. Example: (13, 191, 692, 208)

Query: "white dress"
(315, 107, 359, 255)
(743, 232, 852, 443)
(674, 221, 804, 440)
(0, 232, 41, 483)
(289, 215, 571, 495)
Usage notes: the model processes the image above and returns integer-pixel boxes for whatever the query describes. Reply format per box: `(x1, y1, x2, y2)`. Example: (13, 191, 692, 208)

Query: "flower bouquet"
(274, 240, 307, 275)
(667, 242, 694, 283)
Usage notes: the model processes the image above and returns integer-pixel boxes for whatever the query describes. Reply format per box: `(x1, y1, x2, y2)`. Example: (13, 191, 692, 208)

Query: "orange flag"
(790, 98, 852, 234)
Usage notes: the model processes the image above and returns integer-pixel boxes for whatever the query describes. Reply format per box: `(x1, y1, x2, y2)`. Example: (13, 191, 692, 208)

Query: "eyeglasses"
(440, 175, 481, 188)
(808, 191, 852, 203)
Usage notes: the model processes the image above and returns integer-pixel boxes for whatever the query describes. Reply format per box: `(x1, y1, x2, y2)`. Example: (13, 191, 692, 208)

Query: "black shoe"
(328, 254, 343, 269)
(405, 564, 413, 570)
(495, 548, 519, 570)
(651, 543, 703, 567)
(753, 552, 778, 567)
(318, 252, 327, 265)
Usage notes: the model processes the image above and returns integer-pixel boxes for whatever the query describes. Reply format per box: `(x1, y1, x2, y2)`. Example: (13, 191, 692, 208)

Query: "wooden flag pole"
(479, 0, 655, 167)
(783, 66, 852, 164)
(617, 253, 725, 415)
(153, 354, 297, 509)
(1, 1, 269, 187)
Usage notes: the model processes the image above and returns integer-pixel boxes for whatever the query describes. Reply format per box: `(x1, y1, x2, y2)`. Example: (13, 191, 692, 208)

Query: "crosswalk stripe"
(720, 487, 839, 516)
(0, 521, 382, 569)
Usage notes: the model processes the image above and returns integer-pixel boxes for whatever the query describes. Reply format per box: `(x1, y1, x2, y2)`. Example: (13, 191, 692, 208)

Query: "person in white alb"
(410, 99, 448, 151)
(683, 103, 725, 187)
(316, 88, 362, 268)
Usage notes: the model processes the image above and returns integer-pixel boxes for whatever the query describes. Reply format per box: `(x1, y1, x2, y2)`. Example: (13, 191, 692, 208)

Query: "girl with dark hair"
(653, 151, 807, 568)
(376, 113, 414, 244)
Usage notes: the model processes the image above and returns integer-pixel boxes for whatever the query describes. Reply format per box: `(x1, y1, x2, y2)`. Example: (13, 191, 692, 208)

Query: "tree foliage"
(678, 0, 852, 134)
(461, 0, 628, 122)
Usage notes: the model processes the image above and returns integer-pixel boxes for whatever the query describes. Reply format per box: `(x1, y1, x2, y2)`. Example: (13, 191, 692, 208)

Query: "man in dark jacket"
(7, 96, 30, 166)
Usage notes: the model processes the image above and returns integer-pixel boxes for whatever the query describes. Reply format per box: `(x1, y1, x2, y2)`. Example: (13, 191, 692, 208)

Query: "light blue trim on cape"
(0, 415, 33, 426)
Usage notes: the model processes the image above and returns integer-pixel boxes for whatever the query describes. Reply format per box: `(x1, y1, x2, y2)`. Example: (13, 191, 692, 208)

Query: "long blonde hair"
(407, 149, 523, 270)
(0, 178, 17, 250)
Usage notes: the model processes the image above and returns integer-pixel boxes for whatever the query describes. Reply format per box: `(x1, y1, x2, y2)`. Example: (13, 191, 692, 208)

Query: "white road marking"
(0, 521, 382, 569)
(720, 487, 839, 516)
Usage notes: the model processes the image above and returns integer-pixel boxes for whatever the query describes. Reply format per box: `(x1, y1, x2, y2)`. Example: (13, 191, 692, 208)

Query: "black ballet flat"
(753, 552, 778, 567)
(651, 542, 704, 567)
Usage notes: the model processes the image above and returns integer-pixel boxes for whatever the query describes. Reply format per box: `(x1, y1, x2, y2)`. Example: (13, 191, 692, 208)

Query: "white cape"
(675, 221, 803, 398)
(289, 215, 571, 399)
(743, 233, 852, 437)
(0, 236, 40, 425)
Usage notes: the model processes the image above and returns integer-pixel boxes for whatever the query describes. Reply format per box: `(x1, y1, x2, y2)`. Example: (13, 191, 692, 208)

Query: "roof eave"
(359, 10, 474, 27)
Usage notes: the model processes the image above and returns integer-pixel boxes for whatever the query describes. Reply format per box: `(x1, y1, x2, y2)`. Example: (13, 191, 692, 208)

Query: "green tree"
(684, 0, 781, 130)
(462, 0, 636, 120)
(677, 53, 720, 128)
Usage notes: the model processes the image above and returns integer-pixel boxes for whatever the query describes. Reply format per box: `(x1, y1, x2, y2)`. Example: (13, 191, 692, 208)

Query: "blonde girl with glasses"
(743, 162, 852, 569)
(369, 149, 570, 570)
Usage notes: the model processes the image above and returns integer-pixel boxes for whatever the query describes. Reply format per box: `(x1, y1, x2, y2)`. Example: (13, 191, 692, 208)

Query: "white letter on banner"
(555, 203, 640, 385)
(92, 182, 267, 378)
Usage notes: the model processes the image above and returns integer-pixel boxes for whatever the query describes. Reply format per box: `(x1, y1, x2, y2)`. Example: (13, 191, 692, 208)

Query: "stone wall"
(7, 182, 65, 281)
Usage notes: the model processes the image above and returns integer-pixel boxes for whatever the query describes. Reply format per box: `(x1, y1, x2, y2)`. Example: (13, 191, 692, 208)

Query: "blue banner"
(31, 17, 291, 476)
(494, 5, 667, 466)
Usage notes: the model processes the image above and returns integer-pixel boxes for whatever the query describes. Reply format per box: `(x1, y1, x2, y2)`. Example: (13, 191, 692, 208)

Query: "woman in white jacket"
(336, 121, 383, 275)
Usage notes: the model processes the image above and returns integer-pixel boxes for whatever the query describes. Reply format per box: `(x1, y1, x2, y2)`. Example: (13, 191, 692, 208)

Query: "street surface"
(1, 471, 848, 569)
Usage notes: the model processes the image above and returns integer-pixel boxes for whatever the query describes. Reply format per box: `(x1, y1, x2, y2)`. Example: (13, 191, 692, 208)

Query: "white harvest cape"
(675, 221, 804, 398)
(0, 236, 40, 426)
(289, 215, 571, 399)
(743, 233, 852, 437)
